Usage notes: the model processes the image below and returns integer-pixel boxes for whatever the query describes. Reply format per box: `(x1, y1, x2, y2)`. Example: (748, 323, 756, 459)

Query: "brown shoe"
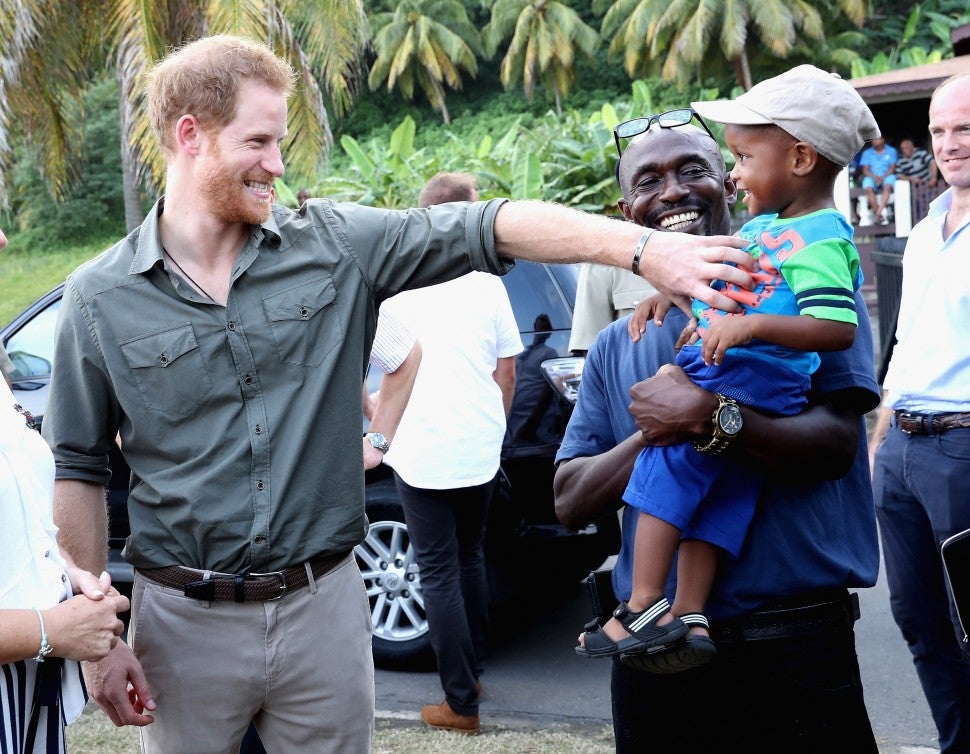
(420, 700, 481, 735)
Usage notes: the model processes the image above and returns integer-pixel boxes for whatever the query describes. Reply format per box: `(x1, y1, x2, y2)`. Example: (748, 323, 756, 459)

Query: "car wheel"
(356, 480, 435, 670)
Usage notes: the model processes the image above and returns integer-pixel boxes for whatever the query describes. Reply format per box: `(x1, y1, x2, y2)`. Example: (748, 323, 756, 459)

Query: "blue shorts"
(862, 174, 896, 190)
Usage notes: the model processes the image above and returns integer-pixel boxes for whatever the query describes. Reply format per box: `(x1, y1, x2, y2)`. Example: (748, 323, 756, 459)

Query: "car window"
(5, 298, 60, 379)
(500, 261, 574, 333)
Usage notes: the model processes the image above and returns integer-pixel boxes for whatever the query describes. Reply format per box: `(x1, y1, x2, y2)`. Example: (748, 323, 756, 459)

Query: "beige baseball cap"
(691, 65, 880, 167)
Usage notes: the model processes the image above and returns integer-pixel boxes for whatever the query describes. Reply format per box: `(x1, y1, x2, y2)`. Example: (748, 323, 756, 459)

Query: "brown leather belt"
(895, 410, 970, 436)
(137, 551, 350, 602)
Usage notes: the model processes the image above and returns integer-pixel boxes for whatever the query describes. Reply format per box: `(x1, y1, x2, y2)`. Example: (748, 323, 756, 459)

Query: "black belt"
(137, 551, 349, 602)
(711, 590, 860, 643)
(895, 410, 970, 435)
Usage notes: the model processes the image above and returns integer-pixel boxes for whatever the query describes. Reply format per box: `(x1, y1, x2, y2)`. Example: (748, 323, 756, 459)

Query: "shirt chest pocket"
(262, 277, 342, 367)
(121, 324, 213, 416)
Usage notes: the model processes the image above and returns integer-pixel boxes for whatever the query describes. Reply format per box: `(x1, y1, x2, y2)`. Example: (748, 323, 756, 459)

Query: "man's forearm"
(554, 434, 643, 530)
(369, 342, 422, 445)
(492, 201, 752, 314)
(53, 479, 109, 573)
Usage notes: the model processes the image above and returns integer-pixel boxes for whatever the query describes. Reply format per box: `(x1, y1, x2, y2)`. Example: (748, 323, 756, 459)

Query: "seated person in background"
(575, 65, 873, 670)
(895, 138, 938, 187)
(569, 264, 656, 354)
(860, 136, 898, 224)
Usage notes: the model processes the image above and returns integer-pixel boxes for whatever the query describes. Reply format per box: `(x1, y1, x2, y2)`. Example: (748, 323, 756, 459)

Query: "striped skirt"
(0, 658, 86, 754)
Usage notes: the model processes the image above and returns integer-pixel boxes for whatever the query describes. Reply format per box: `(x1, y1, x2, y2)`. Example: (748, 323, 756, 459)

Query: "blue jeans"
(874, 425, 970, 753)
(611, 620, 876, 753)
(395, 474, 494, 716)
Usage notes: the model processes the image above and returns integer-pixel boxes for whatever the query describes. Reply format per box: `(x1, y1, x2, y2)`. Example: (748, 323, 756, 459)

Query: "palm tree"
(0, 0, 369, 227)
(367, 0, 481, 125)
(483, 0, 599, 115)
(596, 0, 869, 90)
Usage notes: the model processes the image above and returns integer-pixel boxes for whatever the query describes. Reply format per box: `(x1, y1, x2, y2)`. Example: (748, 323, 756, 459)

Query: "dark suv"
(2, 260, 619, 668)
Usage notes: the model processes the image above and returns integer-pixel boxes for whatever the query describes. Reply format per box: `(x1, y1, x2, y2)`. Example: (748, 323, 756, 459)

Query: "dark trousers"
(874, 425, 970, 753)
(611, 620, 877, 753)
(394, 474, 494, 716)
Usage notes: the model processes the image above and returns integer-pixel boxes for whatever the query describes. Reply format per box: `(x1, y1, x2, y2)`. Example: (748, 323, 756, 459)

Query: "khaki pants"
(129, 555, 374, 753)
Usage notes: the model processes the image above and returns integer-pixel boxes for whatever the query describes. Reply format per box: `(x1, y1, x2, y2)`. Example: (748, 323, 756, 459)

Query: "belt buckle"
(249, 570, 288, 600)
(898, 411, 918, 435)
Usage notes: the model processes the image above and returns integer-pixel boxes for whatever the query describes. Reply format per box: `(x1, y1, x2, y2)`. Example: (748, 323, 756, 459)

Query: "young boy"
(576, 65, 880, 670)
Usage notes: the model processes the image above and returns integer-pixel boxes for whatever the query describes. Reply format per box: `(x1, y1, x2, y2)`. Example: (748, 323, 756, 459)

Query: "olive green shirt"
(44, 197, 511, 572)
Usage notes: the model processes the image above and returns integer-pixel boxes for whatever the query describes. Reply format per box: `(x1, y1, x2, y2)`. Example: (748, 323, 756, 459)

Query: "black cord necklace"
(162, 248, 217, 302)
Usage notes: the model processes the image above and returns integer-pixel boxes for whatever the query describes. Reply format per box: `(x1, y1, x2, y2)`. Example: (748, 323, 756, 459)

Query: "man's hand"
(83, 642, 156, 727)
(699, 314, 756, 365)
(629, 364, 712, 446)
(639, 232, 753, 315)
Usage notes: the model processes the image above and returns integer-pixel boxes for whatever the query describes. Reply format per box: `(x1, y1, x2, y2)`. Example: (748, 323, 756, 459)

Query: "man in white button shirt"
(869, 72, 970, 754)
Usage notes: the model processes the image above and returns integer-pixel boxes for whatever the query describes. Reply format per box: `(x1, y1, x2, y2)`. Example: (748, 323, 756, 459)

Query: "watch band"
(364, 432, 390, 454)
(693, 394, 741, 455)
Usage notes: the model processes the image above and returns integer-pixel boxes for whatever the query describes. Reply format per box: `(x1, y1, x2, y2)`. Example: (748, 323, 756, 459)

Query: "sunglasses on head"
(613, 108, 717, 156)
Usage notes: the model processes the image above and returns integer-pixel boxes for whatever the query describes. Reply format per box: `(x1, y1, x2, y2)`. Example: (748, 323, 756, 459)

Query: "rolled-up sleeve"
(42, 278, 120, 486)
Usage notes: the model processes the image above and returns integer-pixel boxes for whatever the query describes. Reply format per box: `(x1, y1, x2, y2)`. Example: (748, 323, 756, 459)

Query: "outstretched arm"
(493, 202, 753, 314)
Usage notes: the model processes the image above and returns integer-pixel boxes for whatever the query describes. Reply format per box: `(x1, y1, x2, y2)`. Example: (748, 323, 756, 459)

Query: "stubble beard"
(198, 148, 274, 226)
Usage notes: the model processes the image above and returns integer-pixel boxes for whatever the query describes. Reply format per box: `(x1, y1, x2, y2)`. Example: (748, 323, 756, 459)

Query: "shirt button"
(159, 354, 169, 365)
(228, 321, 236, 332)
(253, 535, 265, 544)
(61, 574, 68, 582)
(299, 307, 309, 319)
(244, 374, 253, 385)
(44, 550, 50, 558)
(254, 424, 262, 435)
(256, 480, 265, 491)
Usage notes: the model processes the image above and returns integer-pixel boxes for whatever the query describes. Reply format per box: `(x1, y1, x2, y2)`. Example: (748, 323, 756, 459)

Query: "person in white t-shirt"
(381, 172, 523, 735)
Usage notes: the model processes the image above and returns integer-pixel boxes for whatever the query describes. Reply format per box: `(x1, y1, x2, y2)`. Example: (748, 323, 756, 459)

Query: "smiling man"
(870, 72, 970, 754)
(42, 35, 752, 754)
(555, 117, 881, 752)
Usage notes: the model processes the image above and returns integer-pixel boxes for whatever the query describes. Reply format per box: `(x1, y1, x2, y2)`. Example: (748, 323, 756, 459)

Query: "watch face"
(718, 404, 743, 436)
(368, 432, 390, 452)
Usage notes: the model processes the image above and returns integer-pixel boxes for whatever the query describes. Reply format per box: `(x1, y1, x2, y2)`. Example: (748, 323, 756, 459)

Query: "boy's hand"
(699, 314, 756, 365)
(628, 295, 675, 342)
(675, 318, 700, 352)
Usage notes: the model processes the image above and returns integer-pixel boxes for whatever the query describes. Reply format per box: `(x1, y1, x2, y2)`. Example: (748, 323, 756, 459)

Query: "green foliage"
(8, 76, 126, 249)
(315, 77, 720, 213)
(851, 1, 969, 77)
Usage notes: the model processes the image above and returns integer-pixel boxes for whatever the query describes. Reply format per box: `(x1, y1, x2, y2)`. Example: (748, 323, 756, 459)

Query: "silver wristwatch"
(693, 394, 743, 454)
(365, 432, 390, 454)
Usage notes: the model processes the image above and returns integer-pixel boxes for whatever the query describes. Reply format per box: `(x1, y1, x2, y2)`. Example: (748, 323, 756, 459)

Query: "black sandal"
(576, 597, 688, 659)
(620, 612, 717, 673)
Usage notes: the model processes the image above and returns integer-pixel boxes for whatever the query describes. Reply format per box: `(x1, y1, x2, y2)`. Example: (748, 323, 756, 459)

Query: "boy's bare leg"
(580, 512, 680, 646)
(671, 539, 718, 639)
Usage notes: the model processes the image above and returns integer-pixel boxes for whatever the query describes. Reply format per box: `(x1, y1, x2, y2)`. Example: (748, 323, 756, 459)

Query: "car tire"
(357, 478, 435, 671)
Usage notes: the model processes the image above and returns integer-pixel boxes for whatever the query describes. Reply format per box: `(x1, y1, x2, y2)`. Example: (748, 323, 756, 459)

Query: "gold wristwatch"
(693, 393, 743, 454)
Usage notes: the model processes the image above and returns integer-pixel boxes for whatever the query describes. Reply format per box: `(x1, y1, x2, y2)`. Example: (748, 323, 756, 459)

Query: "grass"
(0, 235, 114, 325)
(66, 705, 615, 753)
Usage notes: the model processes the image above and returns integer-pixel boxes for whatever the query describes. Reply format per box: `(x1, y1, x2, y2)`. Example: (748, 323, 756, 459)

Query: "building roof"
(850, 56, 970, 104)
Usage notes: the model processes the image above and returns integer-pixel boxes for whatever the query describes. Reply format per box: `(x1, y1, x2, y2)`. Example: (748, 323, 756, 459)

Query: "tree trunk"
(117, 54, 143, 231)
(734, 48, 753, 91)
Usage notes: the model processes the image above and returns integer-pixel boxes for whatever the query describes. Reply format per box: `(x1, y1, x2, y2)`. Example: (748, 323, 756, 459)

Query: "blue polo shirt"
(557, 297, 880, 620)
